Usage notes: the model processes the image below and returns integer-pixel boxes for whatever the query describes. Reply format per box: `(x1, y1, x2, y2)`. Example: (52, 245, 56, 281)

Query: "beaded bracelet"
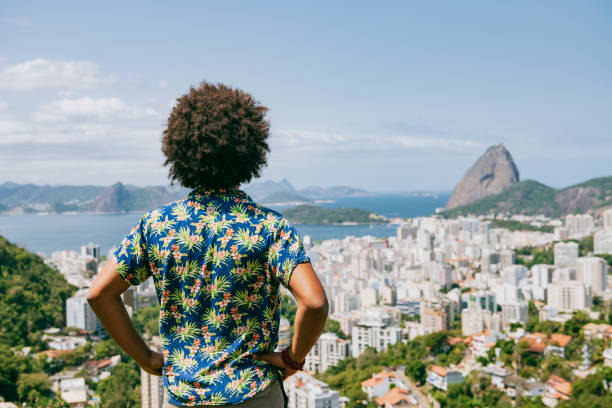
(281, 346, 305, 370)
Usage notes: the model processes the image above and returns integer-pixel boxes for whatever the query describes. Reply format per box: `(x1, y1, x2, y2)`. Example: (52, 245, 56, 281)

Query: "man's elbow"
(304, 294, 329, 315)
(86, 287, 102, 304)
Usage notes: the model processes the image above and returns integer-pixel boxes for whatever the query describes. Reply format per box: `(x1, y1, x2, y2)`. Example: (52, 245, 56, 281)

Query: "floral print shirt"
(113, 187, 310, 406)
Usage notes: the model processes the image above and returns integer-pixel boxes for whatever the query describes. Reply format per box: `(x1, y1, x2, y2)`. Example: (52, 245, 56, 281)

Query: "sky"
(0, 1, 611, 193)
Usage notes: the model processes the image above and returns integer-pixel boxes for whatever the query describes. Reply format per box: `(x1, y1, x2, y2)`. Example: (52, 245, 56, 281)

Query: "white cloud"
(34, 97, 159, 122)
(158, 80, 168, 88)
(0, 118, 29, 135)
(0, 100, 7, 111)
(5, 17, 32, 27)
(272, 128, 483, 152)
(0, 59, 115, 91)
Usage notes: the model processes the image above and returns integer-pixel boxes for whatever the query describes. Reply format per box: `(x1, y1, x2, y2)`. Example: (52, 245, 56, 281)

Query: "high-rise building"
(565, 214, 594, 238)
(351, 321, 401, 358)
(80, 242, 100, 260)
(460, 290, 496, 313)
(121, 285, 138, 314)
(501, 300, 528, 325)
(604, 208, 612, 231)
(284, 372, 340, 408)
(499, 249, 516, 267)
(66, 288, 99, 332)
(420, 307, 448, 333)
(275, 317, 291, 352)
(594, 230, 612, 254)
(548, 280, 592, 312)
(397, 224, 417, 240)
(461, 307, 494, 336)
(554, 242, 579, 267)
(501, 265, 527, 285)
(304, 333, 350, 374)
(331, 292, 358, 314)
(576, 257, 608, 295)
(531, 264, 554, 301)
(426, 262, 453, 288)
(141, 338, 164, 408)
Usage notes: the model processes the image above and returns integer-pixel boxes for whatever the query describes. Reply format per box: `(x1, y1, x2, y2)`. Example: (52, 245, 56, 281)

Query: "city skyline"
(1, 1, 611, 191)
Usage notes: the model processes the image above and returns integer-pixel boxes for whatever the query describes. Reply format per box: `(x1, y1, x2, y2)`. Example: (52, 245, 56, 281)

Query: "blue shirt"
(113, 187, 310, 406)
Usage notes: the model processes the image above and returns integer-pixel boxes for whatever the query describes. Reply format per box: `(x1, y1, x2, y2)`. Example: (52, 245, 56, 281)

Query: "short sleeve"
(267, 217, 310, 288)
(113, 214, 151, 286)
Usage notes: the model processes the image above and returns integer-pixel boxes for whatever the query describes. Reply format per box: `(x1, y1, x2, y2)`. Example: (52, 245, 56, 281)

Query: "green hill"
(0, 235, 78, 347)
(282, 204, 388, 224)
(442, 176, 612, 217)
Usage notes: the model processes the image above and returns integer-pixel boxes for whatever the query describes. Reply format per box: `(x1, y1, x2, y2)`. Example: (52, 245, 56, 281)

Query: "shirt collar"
(188, 186, 252, 202)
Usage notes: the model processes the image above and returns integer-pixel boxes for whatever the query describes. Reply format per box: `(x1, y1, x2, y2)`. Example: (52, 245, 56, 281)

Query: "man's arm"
(86, 260, 164, 375)
(286, 262, 329, 362)
(253, 261, 328, 376)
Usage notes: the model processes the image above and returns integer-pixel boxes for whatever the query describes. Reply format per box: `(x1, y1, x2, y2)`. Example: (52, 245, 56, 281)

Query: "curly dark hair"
(161, 81, 271, 189)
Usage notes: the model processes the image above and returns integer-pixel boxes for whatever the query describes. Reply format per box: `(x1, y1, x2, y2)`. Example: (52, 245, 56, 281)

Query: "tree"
(17, 372, 52, 403)
(323, 318, 348, 340)
(424, 331, 448, 355)
(97, 361, 141, 408)
(405, 360, 426, 385)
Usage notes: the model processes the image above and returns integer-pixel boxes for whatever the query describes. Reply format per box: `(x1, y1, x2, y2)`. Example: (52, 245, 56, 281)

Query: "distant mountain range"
(442, 144, 612, 217)
(0, 179, 373, 214)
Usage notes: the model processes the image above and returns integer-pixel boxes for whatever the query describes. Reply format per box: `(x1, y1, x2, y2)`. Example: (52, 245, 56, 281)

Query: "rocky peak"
(446, 144, 519, 210)
(86, 182, 129, 213)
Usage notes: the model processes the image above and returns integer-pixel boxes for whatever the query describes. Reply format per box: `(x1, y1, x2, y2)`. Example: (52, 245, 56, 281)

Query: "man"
(87, 81, 328, 407)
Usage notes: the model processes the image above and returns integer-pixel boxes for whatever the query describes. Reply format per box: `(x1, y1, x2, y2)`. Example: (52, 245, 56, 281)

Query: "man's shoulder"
(247, 200, 291, 224)
(140, 197, 190, 221)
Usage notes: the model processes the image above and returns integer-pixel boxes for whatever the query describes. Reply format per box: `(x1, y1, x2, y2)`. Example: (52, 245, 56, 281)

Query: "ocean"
(0, 193, 449, 257)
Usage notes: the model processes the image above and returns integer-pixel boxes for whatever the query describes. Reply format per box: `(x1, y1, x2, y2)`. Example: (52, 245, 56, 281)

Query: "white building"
(284, 372, 339, 408)
(80, 242, 100, 260)
(565, 214, 594, 238)
(548, 280, 592, 312)
(304, 333, 350, 374)
(462, 307, 490, 336)
(59, 378, 88, 408)
(502, 265, 527, 285)
(531, 264, 554, 301)
(351, 321, 401, 358)
(594, 230, 612, 254)
(66, 288, 99, 332)
(501, 301, 528, 325)
(604, 208, 612, 231)
(427, 366, 463, 391)
(332, 292, 358, 314)
(576, 257, 608, 295)
(275, 317, 291, 352)
(141, 367, 164, 408)
(359, 287, 378, 308)
(554, 242, 579, 267)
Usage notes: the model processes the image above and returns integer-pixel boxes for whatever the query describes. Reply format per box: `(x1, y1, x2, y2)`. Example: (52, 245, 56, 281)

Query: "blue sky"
(0, 1, 610, 192)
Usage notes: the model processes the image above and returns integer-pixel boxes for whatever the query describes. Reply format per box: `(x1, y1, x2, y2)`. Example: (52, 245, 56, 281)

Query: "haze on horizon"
(0, 1, 611, 192)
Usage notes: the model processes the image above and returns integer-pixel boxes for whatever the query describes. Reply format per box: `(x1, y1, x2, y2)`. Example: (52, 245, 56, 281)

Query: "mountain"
(446, 144, 520, 210)
(259, 191, 312, 205)
(242, 178, 296, 200)
(0, 179, 373, 214)
(442, 176, 612, 217)
(238, 179, 373, 200)
(0, 182, 189, 214)
(297, 186, 372, 198)
(0, 182, 104, 209)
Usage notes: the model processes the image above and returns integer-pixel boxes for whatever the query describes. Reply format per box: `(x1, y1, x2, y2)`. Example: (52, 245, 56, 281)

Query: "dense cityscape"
(1, 205, 610, 407)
